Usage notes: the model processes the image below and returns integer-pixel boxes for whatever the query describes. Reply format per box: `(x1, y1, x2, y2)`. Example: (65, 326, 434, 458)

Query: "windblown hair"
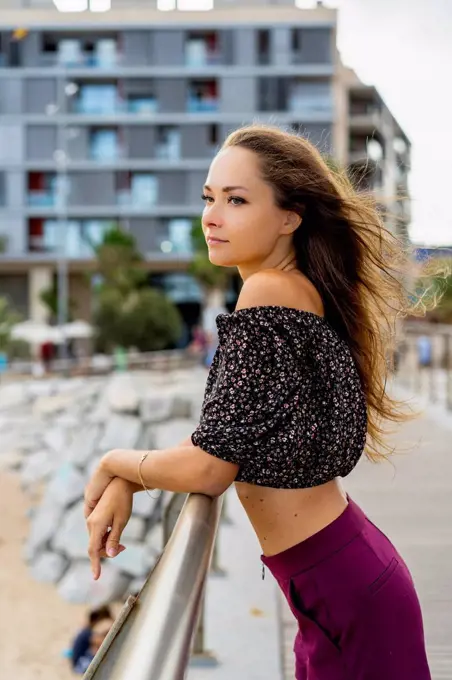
(222, 123, 426, 462)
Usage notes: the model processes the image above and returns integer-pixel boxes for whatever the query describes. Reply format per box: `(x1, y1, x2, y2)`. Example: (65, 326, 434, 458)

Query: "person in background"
(188, 324, 208, 365)
(40, 340, 55, 374)
(70, 605, 112, 673)
(73, 616, 114, 675)
(417, 334, 432, 368)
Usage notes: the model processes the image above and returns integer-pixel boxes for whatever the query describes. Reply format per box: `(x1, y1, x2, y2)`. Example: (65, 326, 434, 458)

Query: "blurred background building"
(0, 0, 410, 326)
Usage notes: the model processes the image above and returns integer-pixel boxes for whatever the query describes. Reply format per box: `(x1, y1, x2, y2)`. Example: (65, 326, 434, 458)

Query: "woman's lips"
(207, 237, 228, 245)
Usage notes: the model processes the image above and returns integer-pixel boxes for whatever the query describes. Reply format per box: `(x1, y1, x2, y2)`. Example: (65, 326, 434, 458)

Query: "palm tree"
(0, 296, 21, 354)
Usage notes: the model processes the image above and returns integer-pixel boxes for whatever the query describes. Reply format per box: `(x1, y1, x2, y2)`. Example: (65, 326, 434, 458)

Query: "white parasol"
(62, 320, 94, 339)
(11, 321, 64, 345)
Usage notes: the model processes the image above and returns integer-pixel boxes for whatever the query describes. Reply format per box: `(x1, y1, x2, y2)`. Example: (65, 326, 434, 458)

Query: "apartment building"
(0, 0, 410, 324)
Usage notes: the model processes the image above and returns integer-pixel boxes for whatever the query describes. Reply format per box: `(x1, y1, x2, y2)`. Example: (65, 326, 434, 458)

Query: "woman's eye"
(201, 194, 213, 203)
(228, 196, 245, 206)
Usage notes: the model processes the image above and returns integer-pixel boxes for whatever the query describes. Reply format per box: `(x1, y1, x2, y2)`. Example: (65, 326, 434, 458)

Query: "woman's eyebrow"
(203, 185, 249, 193)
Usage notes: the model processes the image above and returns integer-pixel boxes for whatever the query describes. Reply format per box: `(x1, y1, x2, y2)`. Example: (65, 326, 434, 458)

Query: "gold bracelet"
(138, 452, 161, 499)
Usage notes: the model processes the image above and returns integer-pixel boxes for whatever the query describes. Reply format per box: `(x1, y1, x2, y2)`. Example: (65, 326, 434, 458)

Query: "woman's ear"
(282, 211, 302, 235)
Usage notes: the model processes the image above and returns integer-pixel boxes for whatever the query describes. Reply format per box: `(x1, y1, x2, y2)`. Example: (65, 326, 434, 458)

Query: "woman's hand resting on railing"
(84, 440, 237, 578)
(85, 477, 135, 580)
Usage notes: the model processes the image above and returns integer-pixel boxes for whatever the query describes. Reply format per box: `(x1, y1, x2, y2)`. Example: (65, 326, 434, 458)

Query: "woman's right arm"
(86, 435, 196, 578)
(124, 436, 194, 494)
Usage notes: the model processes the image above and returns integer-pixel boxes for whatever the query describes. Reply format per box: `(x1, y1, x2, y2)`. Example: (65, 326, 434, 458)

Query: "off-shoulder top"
(191, 306, 368, 489)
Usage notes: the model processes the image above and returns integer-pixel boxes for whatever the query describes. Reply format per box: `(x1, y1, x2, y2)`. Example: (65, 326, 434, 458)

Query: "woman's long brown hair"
(223, 123, 425, 462)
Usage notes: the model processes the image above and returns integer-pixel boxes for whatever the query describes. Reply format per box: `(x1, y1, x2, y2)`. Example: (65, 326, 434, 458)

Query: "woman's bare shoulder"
(236, 269, 323, 315)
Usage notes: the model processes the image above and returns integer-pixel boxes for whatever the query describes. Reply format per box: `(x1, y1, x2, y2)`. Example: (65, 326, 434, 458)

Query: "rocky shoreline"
(0, 368, 207, 606)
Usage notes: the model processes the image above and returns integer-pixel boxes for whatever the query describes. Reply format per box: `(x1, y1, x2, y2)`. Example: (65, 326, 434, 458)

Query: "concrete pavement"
(187, 491, 282, 680)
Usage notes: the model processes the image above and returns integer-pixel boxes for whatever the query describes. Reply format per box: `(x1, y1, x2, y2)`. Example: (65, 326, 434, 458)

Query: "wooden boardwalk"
(280, 397, 452, 679)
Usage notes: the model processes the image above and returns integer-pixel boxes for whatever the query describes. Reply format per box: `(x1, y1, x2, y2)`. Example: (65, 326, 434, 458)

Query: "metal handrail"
(86, 493, 223, 680)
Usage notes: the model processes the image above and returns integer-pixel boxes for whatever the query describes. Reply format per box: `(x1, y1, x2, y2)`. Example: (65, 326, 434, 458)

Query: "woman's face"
(201, 146, 297, 272)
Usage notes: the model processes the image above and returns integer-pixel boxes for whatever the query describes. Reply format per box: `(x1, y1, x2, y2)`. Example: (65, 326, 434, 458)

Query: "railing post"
(164, 494, 218, 667)
(429, 334, 436, 403)
(447, 334, 452, 411)
(86, 493, 222, 680)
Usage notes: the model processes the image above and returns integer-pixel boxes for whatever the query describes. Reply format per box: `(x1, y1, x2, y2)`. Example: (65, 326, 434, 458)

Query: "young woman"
(84, 124, 431, 679)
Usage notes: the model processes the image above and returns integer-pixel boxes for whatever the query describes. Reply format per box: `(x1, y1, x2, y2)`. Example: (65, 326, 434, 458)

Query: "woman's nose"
(203, 206, 223, 228)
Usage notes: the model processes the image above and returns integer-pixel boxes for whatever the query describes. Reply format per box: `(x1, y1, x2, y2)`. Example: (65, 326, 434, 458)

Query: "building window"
(185, 31, 220, 66)
(156, 126, 181, 160)
(42, 34, 58, 54)
(161, 273, 202, 303)
(76, 84, 119, 115)
(41, 33, 118, 68)
(187, 80, 218, 113)
(127, 94, 158, 114)
(160, 218, 193, 255)
(89, 128, 120, 161)
(288, 80, 332, 114)
(257, 29, 270, 65)
(209, 124, 218, 146)
(117, 173, 158, 207)
(291, 29, 302, 53)
(28, 218, 114, 257)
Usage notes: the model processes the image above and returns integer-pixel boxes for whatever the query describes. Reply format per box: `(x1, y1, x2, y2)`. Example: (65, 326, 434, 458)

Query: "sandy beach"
(0, 472, 87, 680)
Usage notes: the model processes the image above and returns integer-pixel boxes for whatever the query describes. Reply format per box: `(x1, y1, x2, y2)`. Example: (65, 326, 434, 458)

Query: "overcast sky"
(185, 0, 451, 245)
(331, 0, 451, 246)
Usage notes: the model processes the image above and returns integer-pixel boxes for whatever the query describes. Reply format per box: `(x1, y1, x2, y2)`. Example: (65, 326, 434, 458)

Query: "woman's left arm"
(84, 444, 239, 517)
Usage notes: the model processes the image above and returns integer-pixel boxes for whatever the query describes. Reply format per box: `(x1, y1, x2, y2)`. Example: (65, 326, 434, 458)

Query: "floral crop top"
(191, 306, 368, 489)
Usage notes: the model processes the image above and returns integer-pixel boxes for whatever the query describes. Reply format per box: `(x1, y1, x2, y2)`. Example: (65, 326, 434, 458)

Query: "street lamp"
(46, 80, 79, 361)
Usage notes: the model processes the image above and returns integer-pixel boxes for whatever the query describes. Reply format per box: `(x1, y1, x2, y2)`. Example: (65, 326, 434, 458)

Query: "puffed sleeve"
(191, 313, 301, 466)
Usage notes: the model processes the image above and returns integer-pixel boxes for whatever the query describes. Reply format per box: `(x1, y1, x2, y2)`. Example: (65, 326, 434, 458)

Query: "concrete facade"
(0, 1, 410, 320)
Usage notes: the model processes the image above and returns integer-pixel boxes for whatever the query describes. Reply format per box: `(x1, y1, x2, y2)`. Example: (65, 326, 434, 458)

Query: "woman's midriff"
(235, 478, 348, 557)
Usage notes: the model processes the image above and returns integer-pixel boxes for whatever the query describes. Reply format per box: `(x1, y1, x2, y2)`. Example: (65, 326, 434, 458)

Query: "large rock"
(26, 501, 62, 560)
(58, 561, 128, 606)
(44, 463, 85, 508)
(67, 424, 102, 468)
(98, 414, 142, 452)
(0, 383, 28, 410)
(171, 395, 193, 419)
(31, 551, 68, 584)
(18, 367, 209, 605)
(145, 523, 164, 553)
(88, 393, 111, 425)
(27, 380, 56, 398)
(33, 392, 80, 417)
(128, 576, 147, 596)
(122, 516, 146, 542)
(111, 541, 155, 578)
(52, 501, 88, 560)
(21, 450, 56, 487)
(0, 450, 24, 472)
(135, 423, 155, 451)
(132, 491, 160, 519)
(0, 425, 42, 456)
(106, 374, 140, 414)
(140, 394, 173, 423)
(154, 418, 198, 450)
(43, 426, 70, 456)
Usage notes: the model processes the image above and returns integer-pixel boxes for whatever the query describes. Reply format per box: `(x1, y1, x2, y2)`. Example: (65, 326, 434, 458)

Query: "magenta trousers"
(261, 497, 431, 680)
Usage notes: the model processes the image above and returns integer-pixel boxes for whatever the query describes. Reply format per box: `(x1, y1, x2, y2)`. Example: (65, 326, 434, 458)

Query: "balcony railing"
(73, 98, 158, 116)
(116, 191, 158, 209)
(85, 493, 222, 680)
(28, 191, 56, 207)
(185, 49, 224, 67)
(187, 96, 219, 113)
